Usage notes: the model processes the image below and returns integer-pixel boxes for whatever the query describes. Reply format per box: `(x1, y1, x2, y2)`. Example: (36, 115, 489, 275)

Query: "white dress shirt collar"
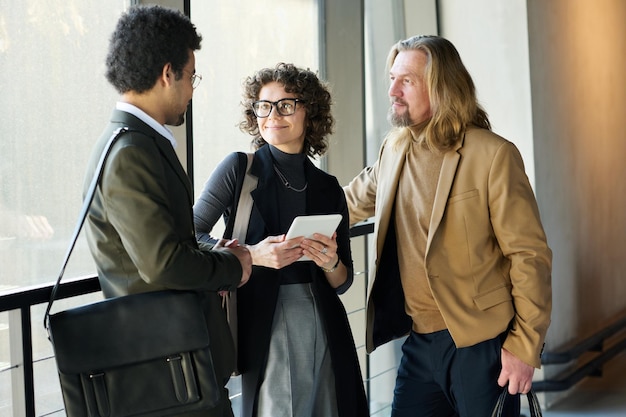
(116, 102, 178, 148)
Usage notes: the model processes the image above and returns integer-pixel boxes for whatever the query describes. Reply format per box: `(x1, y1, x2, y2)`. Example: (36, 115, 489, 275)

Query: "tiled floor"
(524, 351, 626, 417)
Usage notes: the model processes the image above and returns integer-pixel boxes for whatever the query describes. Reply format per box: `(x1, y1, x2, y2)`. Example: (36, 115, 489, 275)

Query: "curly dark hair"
(239, 63, 334, 157)
(105, 5, 202, 94)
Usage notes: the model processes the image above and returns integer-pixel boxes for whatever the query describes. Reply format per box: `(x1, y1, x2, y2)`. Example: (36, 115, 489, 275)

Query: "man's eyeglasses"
(182, 69, 202, 89)
(190, 73, 202, 89)
(252, 98, 304, 118)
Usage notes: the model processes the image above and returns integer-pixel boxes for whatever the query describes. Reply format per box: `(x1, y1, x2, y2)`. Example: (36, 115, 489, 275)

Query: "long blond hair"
(386, 35, 491, 151)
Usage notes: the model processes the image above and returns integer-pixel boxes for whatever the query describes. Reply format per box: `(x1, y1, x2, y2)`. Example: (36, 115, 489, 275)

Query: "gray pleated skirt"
(257, 283, 339, 417)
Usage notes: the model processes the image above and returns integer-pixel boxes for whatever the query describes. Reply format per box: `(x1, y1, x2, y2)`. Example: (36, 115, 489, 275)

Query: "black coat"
(234, 145, 369, 417)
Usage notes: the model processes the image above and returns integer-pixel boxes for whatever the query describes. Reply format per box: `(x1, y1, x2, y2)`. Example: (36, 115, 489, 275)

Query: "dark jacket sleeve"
(87, 130, 241, 294)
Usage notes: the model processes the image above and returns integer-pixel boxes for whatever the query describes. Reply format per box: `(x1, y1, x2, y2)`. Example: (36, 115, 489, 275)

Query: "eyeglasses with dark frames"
(251, 98, 304, 118)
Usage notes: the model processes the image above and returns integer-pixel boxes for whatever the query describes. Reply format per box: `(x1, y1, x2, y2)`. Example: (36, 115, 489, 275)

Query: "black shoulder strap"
(44, 127, 131, 329)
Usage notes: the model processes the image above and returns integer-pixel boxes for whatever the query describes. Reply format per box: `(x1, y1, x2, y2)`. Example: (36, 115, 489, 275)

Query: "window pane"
(0, 2, 129, 292)
(191, 0, 319, 238)
(1, 3, 131, 415)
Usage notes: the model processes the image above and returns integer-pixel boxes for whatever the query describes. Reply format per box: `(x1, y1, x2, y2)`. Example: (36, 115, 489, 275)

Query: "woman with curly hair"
(194, 63, 368, 417)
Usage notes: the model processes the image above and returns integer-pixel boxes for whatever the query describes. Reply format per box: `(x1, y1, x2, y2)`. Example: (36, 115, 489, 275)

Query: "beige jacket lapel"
(426, 138, 463, 256)
(375, 139, 410, 261)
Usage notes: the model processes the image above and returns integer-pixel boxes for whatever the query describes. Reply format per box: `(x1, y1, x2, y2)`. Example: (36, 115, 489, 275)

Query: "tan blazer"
(344, 127, 552, 368)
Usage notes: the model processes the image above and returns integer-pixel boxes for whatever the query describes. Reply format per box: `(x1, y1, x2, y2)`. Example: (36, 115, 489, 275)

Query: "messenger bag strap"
(44, 127, 130, 329)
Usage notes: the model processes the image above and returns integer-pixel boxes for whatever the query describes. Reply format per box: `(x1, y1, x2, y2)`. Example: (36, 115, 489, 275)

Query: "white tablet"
(285, 214, 343, 261)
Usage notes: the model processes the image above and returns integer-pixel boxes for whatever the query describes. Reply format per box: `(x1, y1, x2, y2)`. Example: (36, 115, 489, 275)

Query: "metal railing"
(1, 276, 101, 416)
(3, 218, 626, 414)
(0, 221, 375, 417)
(534, 315, 626, 392)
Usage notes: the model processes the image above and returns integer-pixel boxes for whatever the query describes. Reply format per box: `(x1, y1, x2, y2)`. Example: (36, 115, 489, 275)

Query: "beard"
(387, 106, 411, 127)
(165, 112, 185, 127)
(173, 112, 185, 126)
(388, 98, 412, 127)
(164, 111, 186, 127)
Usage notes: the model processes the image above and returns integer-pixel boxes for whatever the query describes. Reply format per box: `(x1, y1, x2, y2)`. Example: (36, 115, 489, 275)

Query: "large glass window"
(1, 1, 414, 415)
(0, 2, 129, 291)
(1, 2, 130, 415)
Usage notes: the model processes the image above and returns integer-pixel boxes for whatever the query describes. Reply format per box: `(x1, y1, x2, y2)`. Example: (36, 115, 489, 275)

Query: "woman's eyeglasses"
(251, 98, 304, 118)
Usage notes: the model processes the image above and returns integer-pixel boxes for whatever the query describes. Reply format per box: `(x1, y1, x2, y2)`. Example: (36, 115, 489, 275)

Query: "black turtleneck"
(268, 145, 308, 233)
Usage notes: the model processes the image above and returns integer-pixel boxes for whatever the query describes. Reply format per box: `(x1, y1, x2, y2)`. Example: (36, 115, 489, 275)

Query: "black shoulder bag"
(44, 127, 222, 417)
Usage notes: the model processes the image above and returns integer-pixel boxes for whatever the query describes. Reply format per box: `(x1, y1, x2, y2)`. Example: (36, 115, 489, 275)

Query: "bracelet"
(321, 256, 340, 273)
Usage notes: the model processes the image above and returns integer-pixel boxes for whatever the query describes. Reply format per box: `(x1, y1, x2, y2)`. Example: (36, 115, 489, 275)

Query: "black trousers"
(391, 329, 520, 417)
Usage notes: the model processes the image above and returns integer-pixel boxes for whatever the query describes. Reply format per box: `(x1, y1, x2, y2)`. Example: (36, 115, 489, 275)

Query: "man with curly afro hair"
(81, 5, 252, 417)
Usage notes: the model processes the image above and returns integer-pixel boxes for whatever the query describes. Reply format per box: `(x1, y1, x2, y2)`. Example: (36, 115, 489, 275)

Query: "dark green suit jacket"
(83, 109, 243, 390)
